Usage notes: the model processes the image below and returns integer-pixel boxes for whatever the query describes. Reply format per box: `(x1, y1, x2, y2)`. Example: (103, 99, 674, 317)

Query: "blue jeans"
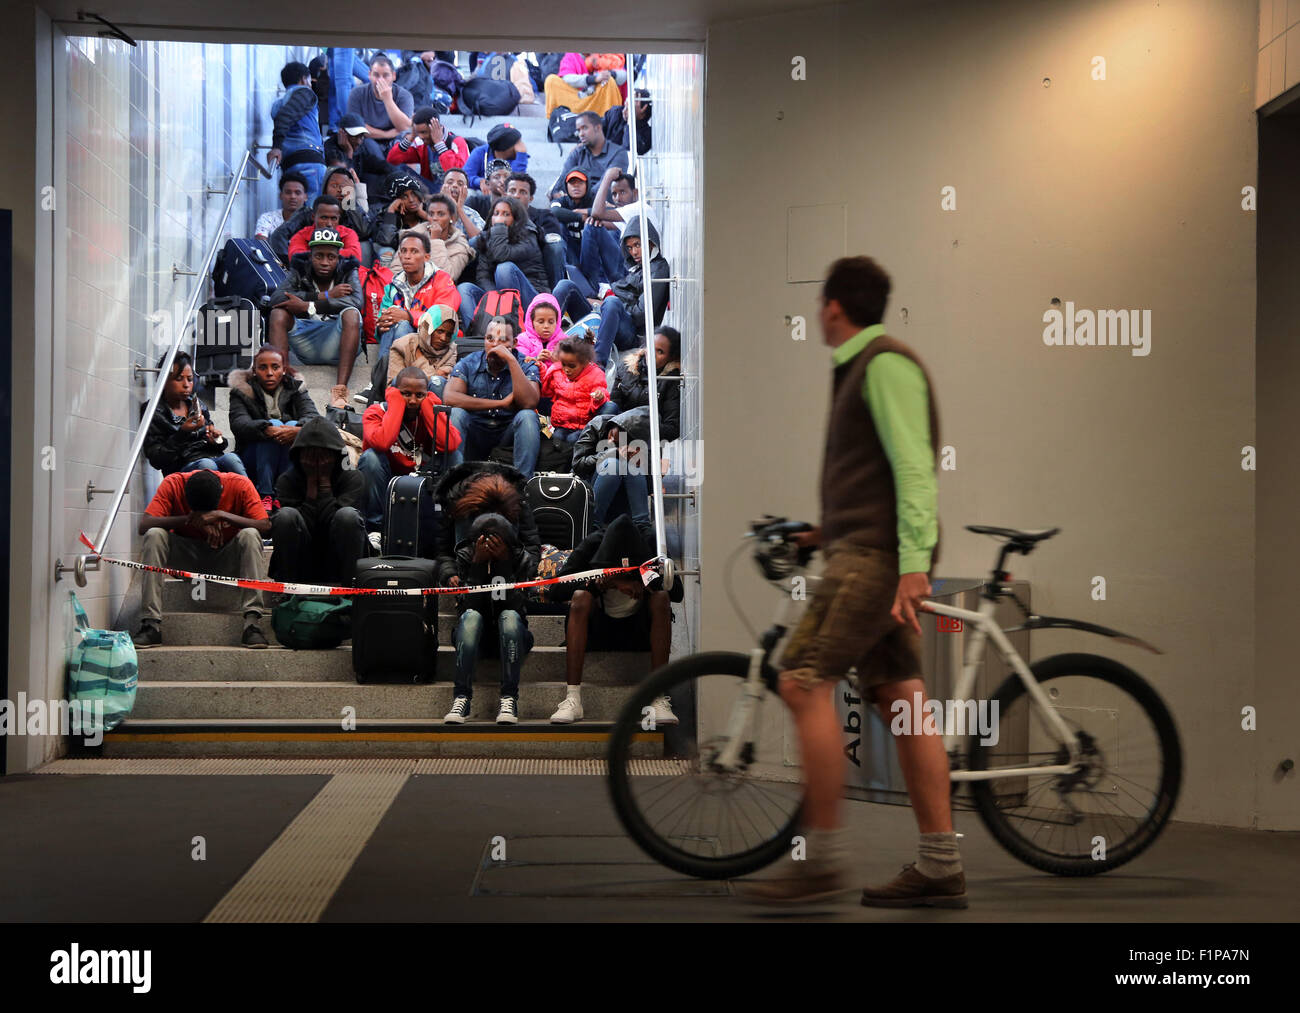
(448, 407, 540, 477)
(457, 283, 485, 323)
(288, 307, 360, 365)
(453, 608, 534, 702)
(376, 319, 415, 364)
(594, 298, 639, 369)
(291, 161, 327, 204)
(542, 235, 567, 289)
(593, 472, 650, 525)
(328, 49, 371, 129)
(551, 280, 594, 325)
(238, 421, 301, 495)
(580, 225, 625, 286)
(187, 452, 248, 478)
(356, 449, 394, 529)
(493, 262, 543, 307)
(550, 426, 582, 444)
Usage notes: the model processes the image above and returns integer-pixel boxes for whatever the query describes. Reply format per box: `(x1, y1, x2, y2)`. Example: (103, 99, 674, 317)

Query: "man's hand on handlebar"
(891, 572, 932, 636)
(790, 525, 821, 549)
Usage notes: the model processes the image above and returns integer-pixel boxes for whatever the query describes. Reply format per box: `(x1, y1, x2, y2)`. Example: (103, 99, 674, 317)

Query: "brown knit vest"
(820, 333, 942, 573)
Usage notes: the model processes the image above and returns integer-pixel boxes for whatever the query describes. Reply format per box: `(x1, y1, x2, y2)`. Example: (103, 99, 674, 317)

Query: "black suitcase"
(212, 237, 287, 310)
(525, 472, 593, 549)
(194, 296, 258, 390)
(352, 556, 439, 683)
(381, 403, 455, 557)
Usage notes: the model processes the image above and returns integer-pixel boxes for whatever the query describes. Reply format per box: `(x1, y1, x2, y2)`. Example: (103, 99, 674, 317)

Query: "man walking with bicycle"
(741, 256, 966, 908)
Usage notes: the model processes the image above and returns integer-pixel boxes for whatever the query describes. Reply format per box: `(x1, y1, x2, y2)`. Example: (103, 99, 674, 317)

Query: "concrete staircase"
(100, 550, 670, 759)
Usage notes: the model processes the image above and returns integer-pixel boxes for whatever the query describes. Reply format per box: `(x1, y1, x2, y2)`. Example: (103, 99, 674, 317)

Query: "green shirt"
(830, 324, 938, 575)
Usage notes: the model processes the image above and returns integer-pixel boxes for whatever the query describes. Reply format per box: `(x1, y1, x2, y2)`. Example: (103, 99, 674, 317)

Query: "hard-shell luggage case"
(212, 237, 286, 309)
(351, 556, 439, 683)
(194, 296, 258, 390)
(524, 473, 593, 550)
(380, 403, 455, 557)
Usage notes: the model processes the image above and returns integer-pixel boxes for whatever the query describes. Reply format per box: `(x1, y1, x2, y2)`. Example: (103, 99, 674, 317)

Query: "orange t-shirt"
(145, 471, 267, 546)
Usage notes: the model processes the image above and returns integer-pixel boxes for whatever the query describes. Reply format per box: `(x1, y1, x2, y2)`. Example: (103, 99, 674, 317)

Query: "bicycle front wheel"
(968, 652, 1182, 876)
(607, 651, 803, 880)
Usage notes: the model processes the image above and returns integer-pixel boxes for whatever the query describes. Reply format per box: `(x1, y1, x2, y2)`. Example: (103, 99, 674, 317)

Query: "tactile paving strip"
(37, 758, 693, 776)
(203, 772, 408, 923)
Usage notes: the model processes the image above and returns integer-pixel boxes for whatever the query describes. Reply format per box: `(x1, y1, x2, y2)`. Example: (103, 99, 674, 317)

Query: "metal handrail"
(61, 146, 269, 584)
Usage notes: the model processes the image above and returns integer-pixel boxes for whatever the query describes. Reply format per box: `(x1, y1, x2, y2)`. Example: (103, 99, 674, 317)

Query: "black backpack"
(395, 58, 432, 108)
(475, 51, 514, 83)
(548, 106, 580, 143)
(459, 77, 521, 119)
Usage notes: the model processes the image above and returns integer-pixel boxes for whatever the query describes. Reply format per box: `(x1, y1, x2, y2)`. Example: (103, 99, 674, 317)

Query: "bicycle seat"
(966, 525, 1060, 545)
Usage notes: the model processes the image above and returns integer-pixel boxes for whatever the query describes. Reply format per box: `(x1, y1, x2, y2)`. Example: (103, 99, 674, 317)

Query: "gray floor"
(2, 771, 1295, 922)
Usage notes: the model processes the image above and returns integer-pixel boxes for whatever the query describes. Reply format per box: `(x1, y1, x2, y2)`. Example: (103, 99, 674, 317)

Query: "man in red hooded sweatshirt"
(357, 365, 462, 534)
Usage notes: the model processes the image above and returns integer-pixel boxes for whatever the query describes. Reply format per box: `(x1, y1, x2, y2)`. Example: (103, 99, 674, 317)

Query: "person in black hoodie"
(266, 227, 364, 410)
(227, 345, 322, 504)
(504, 172, 569, 290)
(269, 168, 371, 265)
(592, 216, 670, 368)
(597, 325, 682, 435)
(269, 416, 368, 584)
(144, 351, 248, 478)
(548, 513, 681, 724)
(601, 90, 652, 156)
(467, 196, 552, 313)
(434, 466, 541, 726)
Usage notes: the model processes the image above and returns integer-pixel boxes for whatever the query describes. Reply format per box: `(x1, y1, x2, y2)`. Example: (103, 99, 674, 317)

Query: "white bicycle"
(608, 517, 1182, 879)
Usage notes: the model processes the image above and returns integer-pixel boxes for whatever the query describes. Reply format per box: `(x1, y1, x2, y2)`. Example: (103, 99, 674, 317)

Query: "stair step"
(97, 717, 663, 758)
(129, 681, 645, 721)
(162, 610, 570, 647)
(135, 644, 652, 685)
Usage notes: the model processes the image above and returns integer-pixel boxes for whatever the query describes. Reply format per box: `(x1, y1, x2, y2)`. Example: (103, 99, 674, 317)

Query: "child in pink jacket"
(538, 334, 607, 444)
(516, 292, 564, 359)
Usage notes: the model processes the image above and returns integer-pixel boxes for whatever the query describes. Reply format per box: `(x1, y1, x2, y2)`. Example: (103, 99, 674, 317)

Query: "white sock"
(566, 685, 581, 702)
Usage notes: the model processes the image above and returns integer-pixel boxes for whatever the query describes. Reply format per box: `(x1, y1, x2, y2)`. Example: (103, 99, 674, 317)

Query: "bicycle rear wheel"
(968, 652, 1182, 875)
(607, 651, 803, 880)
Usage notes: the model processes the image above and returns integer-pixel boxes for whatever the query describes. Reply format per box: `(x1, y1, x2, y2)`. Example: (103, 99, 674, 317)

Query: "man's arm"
(440, 374, 510, 413)
(501, 355, 540, 410)
(138, 512, 190, 535)
(588, 165, 626, 224)
(865, 353, 938, 576)
(271, 87, 317, 151)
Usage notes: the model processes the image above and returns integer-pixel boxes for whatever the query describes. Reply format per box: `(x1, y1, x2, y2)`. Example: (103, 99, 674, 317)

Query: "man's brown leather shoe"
(860, 862, 968, 909)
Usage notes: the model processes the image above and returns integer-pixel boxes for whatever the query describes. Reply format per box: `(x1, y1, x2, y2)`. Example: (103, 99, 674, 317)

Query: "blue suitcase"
(212, 237, 286, 310)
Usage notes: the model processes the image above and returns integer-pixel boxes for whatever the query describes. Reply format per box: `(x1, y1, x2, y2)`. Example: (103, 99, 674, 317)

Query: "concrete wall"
(702, 0, 1269, 826)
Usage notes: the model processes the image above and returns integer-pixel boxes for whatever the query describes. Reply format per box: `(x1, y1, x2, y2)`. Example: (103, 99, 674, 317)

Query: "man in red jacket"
(356, 366, 462, 531)
(286, 196, 363, 261)
(386, 106, 469, 187)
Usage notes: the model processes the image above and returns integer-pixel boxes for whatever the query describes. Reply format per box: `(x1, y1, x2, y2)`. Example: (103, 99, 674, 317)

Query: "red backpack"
(357, 263, 394, 344)
(467, 288, 524, 338)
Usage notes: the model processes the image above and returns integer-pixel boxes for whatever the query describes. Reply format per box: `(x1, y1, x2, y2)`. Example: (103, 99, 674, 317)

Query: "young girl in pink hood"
(515, 292, 566, 359)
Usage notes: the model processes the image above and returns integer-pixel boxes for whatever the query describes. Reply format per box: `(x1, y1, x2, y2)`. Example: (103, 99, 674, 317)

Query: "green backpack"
(272, 596, 353, 650)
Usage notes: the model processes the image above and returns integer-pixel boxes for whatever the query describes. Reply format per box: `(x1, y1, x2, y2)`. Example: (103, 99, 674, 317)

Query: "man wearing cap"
(324, 112, 394, 201)
(271, 194, 364, 267)
(267, 227, 364, 410)
(268, 61, 326, 202)
(387, 106, 469, 188)
(548, 112, 628, 201)
(347, 53, 414, 142)
(466, 158, 513, 224)
(465, 124, 530, 190)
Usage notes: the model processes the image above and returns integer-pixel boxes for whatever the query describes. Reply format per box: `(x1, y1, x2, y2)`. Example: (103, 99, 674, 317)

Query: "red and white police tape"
(77, 531, 660, 598)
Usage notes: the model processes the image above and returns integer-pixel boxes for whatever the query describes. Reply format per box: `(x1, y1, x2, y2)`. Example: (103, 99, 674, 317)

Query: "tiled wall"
(60, 37, 302, 632)
(641, 53, 704, 641)
(1257, 0, 1300, 106)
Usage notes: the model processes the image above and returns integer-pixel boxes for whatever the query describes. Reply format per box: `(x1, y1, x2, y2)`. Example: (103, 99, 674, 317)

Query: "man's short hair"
(443, 167, 468, 185)
(398, 229, 431, 254)
(427, 193, 456, 217)
(323, 166, 351, 191)
(394, 365, 427, 387)
(506, 172, 537, 198)
(184, 470, 223, 512)
(822, 256, 891, 328)
(413, 106, 440, 125)
(313, 194, 342, 212)
(369, 52, 395, 72)
(280, 61, 310, 88)
(612, 171, 637, 191)
(279, 171, 308, 193)
(577, 110, 603, 129)
(485, 315, 518, 338)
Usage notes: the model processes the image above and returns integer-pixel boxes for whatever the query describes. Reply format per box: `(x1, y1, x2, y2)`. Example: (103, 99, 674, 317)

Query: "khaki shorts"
(779, 542, 922, 695)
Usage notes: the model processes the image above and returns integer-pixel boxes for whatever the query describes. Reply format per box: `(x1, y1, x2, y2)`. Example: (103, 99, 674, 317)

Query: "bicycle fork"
(712, 647, 770, 771)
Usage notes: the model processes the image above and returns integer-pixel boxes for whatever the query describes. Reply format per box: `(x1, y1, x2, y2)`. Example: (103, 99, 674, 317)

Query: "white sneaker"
(497, 697, 518, 725)
(443, 696, 470, 724)
(367, 531, 383, 553)
(550, 696, 583, 724)
(651, 695, 678, 726)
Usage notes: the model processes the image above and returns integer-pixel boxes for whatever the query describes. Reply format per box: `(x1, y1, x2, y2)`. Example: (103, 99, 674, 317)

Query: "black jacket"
(552, 513, 683, 605)
(271, 417, 368, 580)
(269, 205, 371, 264)
(611, 217, 669, 334)
(432, 460, 541, 593)
(449, 515, 536, 618)
(144, 395, 228, 474)
(270, 252, 364, 316)
(609, 350, 681, 442)
(323, 133, 394, 202)
(474, 220, 550, 294)
(602, 104, 652, 156)
(226, 368, 321, 452)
